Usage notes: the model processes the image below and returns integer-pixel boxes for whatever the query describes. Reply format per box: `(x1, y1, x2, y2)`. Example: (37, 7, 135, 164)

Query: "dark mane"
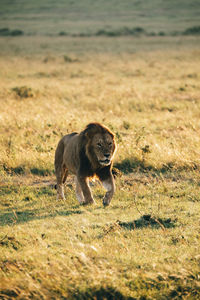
(83, 122, 114, 137)
(79, 146, 95, 177)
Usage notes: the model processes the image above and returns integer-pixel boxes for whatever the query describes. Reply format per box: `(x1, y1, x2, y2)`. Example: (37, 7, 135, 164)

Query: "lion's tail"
(55, 139, 64, 169)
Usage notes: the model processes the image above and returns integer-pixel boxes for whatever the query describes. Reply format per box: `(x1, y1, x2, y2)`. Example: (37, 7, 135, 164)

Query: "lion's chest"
(79, 149, 95, 177)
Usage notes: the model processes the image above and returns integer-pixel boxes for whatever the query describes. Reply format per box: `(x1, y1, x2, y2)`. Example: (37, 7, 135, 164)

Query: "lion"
(54, 123, 117, 206)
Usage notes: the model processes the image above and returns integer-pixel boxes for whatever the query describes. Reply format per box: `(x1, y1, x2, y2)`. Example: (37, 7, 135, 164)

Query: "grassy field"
(0, 34, 200, 299)
(0, 1, 200, 298)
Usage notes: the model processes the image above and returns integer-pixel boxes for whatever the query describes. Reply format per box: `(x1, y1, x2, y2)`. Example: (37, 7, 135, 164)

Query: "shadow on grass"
(0, 209, 83, 226)
(118, 214, 177, 230)
(114, 157, 199, 175)
(2, 164, 26, 175)
(2, 164, 53, 176)
(2, 157, 198, 178)
(71, 286, 135, 300)
(0, 286, 135, 300)
(0, 185, 56, 198)
(30, 167, 53, 176)
(98, 215, 177, 239)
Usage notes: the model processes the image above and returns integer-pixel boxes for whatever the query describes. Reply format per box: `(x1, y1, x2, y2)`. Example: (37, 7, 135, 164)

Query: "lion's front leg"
(101, 174, 115, 207)
(77, 175, 95, 205)
(57, 184, 65, 200)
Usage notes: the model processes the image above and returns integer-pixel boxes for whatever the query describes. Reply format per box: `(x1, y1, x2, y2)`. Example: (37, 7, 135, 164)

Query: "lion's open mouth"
(99, 159, 110, 165)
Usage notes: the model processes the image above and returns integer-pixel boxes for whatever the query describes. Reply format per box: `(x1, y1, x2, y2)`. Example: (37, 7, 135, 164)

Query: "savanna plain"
(0, 34, 200, 299)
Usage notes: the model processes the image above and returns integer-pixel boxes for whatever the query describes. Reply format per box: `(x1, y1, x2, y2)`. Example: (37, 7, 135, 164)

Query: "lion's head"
(83, 123, 116, 168)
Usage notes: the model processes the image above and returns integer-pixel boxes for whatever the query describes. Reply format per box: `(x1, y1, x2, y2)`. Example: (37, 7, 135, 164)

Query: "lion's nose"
(104, 153, 110, 158)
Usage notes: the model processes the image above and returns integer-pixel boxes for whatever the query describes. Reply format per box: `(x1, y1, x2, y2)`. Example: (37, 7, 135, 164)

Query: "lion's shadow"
(0, 208, 83, 226)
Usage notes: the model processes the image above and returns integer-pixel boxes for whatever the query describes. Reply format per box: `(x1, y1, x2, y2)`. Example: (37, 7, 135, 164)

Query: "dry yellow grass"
(0, 42, 200, 174)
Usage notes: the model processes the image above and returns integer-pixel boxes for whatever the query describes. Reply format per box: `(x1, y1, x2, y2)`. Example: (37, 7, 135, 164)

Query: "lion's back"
(61, 132, 81, 174)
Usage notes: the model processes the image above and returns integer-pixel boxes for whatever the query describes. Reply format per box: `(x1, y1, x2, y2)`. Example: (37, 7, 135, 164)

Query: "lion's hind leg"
(55, 164, 68, 200)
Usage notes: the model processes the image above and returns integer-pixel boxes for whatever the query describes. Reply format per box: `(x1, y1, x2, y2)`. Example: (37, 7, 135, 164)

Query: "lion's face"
(91, 133, 115, 166)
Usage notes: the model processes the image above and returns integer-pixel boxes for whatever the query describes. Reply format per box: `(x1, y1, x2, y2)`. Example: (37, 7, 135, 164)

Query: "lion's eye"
(97, 143, 102, 148)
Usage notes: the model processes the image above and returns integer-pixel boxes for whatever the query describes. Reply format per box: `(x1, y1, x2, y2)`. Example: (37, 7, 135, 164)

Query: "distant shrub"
(0, 28, 10, 36)
(0, 28, 24, 36)
(43, 56, 55, 63)
(63, 55, 79, 63)
(12, 86, 34, 98)
(10, 29, 24, 36)
(78, 32, 91, 37)
(96, 29, 111, 36)
(96, 27, 146, 37)
(59, 31, 68, 36)
(183, 26, 200, 35)
(123, 121, 131, 130)
(132, 27, 146, 34)
(158, 31, 166, 36)
(148, 32, 156, 36)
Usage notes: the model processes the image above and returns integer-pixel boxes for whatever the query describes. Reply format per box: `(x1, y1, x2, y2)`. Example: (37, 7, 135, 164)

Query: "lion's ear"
(83, 123, 100, 139)
(84, 129, 96, 140)
(84, 130, 91, 140)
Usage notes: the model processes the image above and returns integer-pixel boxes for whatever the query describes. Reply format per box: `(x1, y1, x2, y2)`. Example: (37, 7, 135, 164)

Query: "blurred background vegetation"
(0, 0, 200, 36)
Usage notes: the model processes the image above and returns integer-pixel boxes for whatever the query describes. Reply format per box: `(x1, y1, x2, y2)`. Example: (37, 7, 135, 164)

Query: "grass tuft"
(12, 86, 35, 98)
(0, 236, 22, 250)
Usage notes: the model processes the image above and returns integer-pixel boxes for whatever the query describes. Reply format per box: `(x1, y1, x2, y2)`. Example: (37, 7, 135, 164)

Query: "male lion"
(54, 123, 116, 206)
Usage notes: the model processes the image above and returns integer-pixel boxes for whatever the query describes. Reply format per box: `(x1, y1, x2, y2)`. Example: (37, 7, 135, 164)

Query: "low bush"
(0, 28, 24, 36)
(96, 27, 146, 37)
(183, 26, 200, 35)
(12, 86, 34, 98)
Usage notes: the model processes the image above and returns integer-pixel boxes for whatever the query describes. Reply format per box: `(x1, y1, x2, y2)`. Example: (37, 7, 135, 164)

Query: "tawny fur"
(54, 123, 116, 206)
